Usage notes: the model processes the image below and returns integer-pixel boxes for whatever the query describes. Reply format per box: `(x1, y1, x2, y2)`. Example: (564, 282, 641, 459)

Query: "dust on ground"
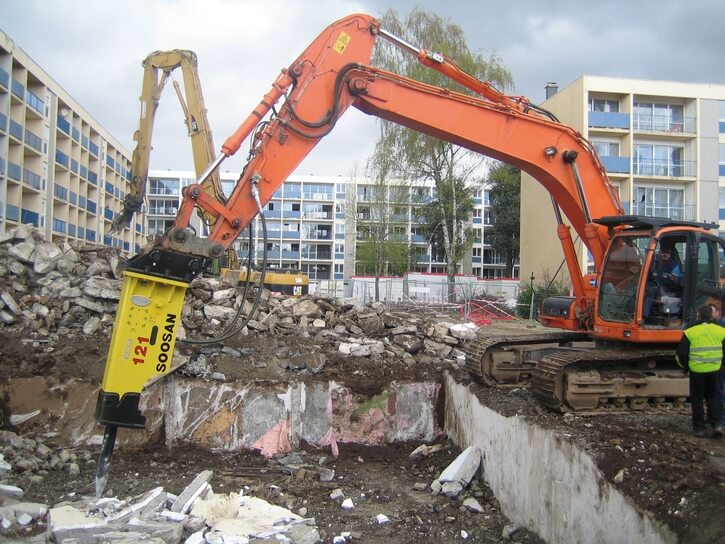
(1, 320, 725, 544)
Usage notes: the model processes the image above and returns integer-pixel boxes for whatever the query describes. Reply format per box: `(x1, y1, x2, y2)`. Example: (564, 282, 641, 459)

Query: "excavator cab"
(597, 217, 725, 333)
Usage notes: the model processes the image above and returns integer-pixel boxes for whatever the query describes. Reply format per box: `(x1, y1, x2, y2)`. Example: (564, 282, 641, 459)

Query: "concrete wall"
(444, 375, 677, 544)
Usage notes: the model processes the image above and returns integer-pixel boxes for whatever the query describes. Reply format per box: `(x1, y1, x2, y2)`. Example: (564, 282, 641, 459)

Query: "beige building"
(520, 75, 725, 286)
(0, 30, 142, 255)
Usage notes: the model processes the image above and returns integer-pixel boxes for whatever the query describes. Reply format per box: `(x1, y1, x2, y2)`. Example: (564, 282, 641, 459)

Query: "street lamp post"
(528, 272, 536, 327)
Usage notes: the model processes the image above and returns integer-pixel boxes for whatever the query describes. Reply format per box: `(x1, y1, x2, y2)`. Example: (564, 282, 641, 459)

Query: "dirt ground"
(1, 320, 725, 543)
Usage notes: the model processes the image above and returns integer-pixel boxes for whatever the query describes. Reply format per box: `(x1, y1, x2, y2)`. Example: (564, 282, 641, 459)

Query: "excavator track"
(464, 333, 689, 414)
(463, 331, 591, 386)
(531, 348, 688, 414)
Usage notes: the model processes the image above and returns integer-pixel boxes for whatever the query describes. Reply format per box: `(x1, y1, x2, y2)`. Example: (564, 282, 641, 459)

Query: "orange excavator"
(94, 13, 725, 494)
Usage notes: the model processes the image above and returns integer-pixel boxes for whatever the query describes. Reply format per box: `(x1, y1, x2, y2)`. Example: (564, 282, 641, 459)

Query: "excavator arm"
(163, 14, 621, 303)
(110, 49, 226, 233)
(95, 12, 625, 494)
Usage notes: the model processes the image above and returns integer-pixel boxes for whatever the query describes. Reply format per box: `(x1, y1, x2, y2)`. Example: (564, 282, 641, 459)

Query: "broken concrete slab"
(437, 445, 481, 488)
(171, 470, 213, 513)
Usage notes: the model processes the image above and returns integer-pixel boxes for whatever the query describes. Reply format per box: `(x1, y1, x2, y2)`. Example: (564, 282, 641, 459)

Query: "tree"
(348, 172, 412, 302)
(487, 162, 520, 277)
(370, 8, 513, 297)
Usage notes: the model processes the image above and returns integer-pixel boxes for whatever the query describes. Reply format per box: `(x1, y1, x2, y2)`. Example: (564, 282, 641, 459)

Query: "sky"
(3, 0, 725, 179)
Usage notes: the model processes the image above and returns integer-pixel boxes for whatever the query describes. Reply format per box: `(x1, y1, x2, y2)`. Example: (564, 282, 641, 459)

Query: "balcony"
(54, 184, 68, 201)
(416, 255, 431, 263)
(282, 231, 301, 239)
(0, 68, 8, 89)
(600, 155, 631, 174)
(22, 169, 42, 190)
(588, 111, 629, 130)
(55, 150, 70, 169)
(633, 115, 696, 134)
(57, 116, 70, 135)
(631, 202, 695, 221)
(411, 234, 427, 243)
(9, 119, 23, 141)
(633, 159, 695, 178)
(11, 79, 24, 100)
(20, 208, 39, 227)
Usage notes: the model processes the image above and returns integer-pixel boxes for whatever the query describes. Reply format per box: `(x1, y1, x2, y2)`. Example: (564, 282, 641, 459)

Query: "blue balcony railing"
(57, 116, 71, 135)
(8, 161, 22, 181)
(282, 231, 301, 239)
(25, 129, 43, 152)
(6, 204, 19, 222)
(55, 150, 70, 168)
(9, 119, 23, 140)
(89, 142, 99, 157)
(54, 184, 68, 201)
(104, 208, 114, 220)
(26, 90, 44, 114)
(20, 208, 39, 226)
(588, 111, 630, 130)
(0, 112, 7, 132)
(23, 169, 42, 190)
(53, 219, 66, 234)
(0, 68, 9, 89)
(11, 79, 24, 99)
(600, 155, 631, 174)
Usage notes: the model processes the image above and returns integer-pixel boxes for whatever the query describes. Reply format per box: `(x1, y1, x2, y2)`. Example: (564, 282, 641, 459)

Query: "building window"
(633, 101, 684, 132)
(719, 143, 725, 176)
(633, 144, 685, 177)
(719, 188, 725, 220)
(335, 243, 344, 253)
(472, 247, 482, 257)
(634, 186, 685, 220)
(473, 208, 481, 218)
(588, 98, 619, 112)
(334, 263, 343, 274)
(593, 140, 620, 157)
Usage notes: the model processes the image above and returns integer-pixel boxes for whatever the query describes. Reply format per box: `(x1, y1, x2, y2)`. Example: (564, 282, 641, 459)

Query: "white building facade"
(0, 30, 142, 254)
(520, 76, 725, 285)
(146, 170, 510, 294)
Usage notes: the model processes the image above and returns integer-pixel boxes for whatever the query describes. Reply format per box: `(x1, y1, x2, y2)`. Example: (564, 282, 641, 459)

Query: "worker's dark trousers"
(689, 371, 722, 431)
(718, 372, 725, 426)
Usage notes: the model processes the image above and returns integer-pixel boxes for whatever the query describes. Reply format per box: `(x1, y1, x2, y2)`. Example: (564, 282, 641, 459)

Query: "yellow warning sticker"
(333, 31, 351, 54)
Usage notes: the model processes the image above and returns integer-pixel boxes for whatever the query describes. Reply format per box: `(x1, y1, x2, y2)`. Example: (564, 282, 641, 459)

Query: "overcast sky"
(3, 0, 724, 179)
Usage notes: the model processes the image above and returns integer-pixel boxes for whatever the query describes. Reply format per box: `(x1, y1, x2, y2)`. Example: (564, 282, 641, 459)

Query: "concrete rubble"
(430, 445, 482, 498)
(0, 226, 476, 368)
(1, 466, 321, 543)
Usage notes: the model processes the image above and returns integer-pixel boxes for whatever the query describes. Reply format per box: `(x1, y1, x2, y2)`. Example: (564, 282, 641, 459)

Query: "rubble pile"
(0, 428, 523, 544)
(0, 227, 478, 376)
(0, 225, 123, 337)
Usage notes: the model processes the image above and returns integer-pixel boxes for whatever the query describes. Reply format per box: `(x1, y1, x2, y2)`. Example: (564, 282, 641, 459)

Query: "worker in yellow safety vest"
(676, 304, 725, 438)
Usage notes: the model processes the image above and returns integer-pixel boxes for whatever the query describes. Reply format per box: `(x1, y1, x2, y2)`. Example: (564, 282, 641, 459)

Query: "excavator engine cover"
(95, 271, 188, 428)
(542, 296, 575, 319)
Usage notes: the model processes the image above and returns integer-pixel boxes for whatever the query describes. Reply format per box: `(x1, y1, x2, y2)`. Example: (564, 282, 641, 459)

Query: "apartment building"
(520, 76, 725, 284)
(147, 170, 507, 292)
(0, 30, 142, 253)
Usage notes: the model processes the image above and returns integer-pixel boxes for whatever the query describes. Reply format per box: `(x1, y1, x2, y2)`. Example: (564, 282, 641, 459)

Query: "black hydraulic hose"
(181, 213, 268, 345)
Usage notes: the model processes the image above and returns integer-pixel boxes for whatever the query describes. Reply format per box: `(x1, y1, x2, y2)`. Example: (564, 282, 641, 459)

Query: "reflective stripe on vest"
(684, 322, 725, 373)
